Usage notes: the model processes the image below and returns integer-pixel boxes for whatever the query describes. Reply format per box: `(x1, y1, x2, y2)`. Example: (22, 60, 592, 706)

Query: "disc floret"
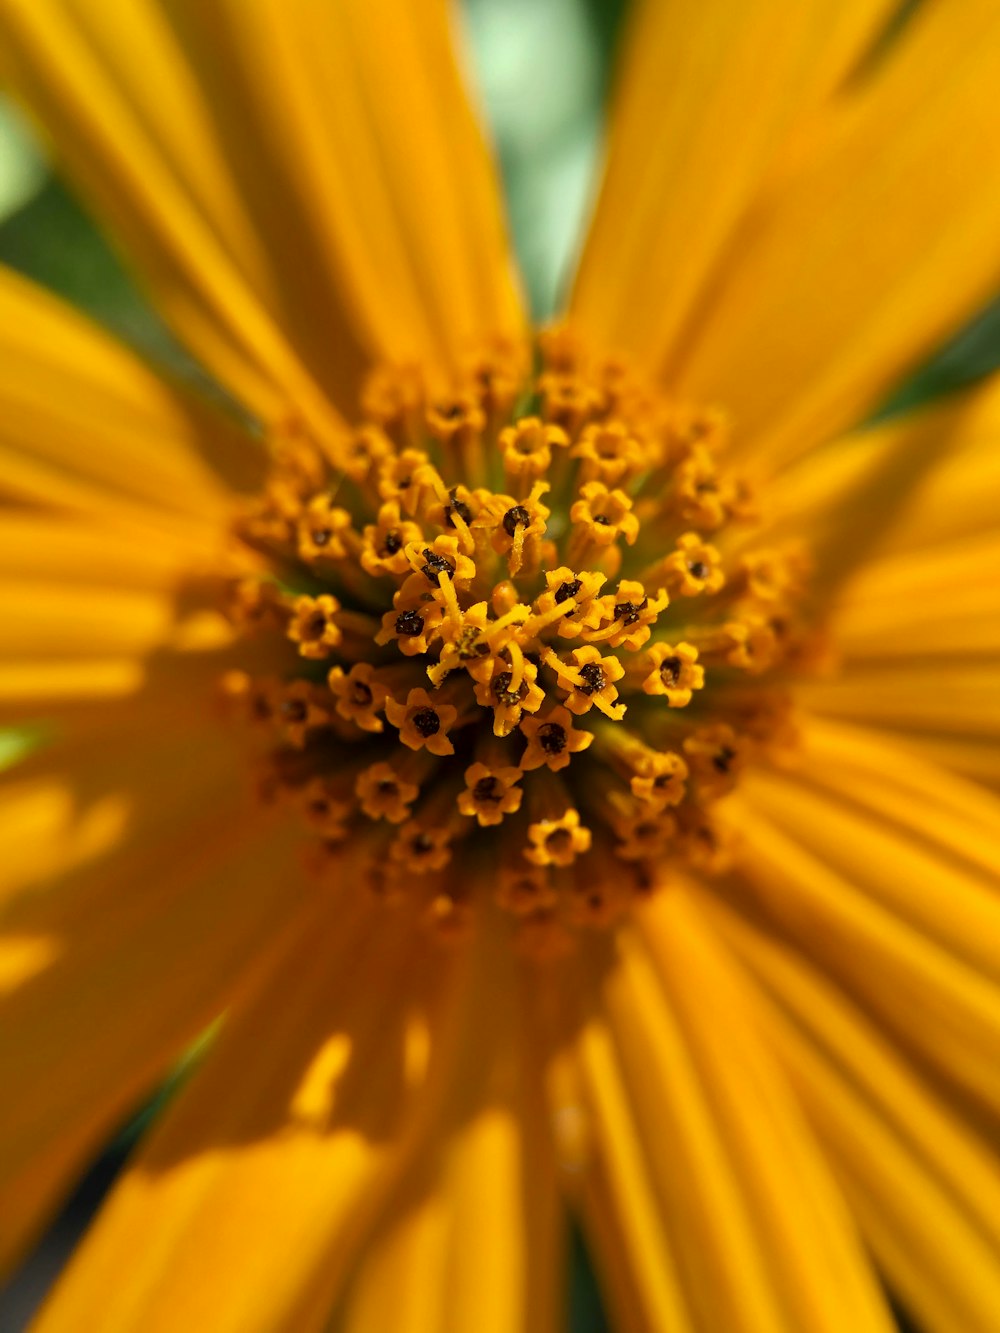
(222, 329, 809, 949)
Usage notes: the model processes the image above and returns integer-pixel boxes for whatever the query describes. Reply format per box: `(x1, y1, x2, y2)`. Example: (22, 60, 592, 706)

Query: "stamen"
(221, 327, 810, 946)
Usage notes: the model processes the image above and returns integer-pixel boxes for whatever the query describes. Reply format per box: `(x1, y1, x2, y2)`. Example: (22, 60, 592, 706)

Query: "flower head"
(2, 2, 1000, 1331)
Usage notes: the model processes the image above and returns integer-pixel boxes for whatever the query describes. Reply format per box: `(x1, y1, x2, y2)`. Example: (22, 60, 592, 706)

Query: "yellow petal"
(0, 515, 194, 588)
(674, 1, 1000, 463)
(167, 0, 526, 387)
(573, 902, 893, 1333)
(572, 0, 895, 374)
(0, 583, 173, 658)
(0, 777, 126, 910)
(31, 898, 479, 1333)
(0, 0, 524, 414)
(337, 940, 560, 1333)
(796, 664, 1000, 740)
(0, 730, 301, 1270)
(0, 658, 146, 713)
(723, 788, 1000, 1120)
(0, 265, 257, 548)
(560, 984, 693, 1333)
(793, 715, 1000, 860)
(832, 534, 1000, 660)
(879, 735, 1000, 790)
(0, 2, 346, 432)
(703, 894, 1000, 1333)
(760, 374, 1000, 612)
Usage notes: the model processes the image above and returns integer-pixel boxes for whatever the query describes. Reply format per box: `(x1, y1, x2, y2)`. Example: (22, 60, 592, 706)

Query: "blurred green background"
(1, 0, 998, 1326)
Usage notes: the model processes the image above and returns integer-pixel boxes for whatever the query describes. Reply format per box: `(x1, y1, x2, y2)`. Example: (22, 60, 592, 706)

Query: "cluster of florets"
(220, 328, 808, 952)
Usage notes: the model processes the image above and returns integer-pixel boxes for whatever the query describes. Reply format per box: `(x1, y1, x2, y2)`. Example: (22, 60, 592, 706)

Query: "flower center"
(220, 327, 810, 954)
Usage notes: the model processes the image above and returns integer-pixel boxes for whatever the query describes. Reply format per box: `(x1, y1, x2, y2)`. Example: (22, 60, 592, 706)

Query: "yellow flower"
(1, 2, 1000, 1331)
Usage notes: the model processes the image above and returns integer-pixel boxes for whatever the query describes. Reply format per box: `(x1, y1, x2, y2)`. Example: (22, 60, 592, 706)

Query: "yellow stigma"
(223, 327, 810, 953)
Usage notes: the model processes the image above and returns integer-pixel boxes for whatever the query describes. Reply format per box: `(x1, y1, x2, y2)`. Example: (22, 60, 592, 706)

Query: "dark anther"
(281, 699, 307, 722)
(538, 722, 567, 755)
(311, 529, 331, 547)
(659, 656, 683, 686)
(308, 799, 331, 818)
(377, 779, 398, 795)
(307, 612, 328, 637)
(457, 626, 488, 659)
(493, 671, 528, 705)
(473, 776, 501, 802)
(395, 610, 424, 638)
(421, 548, 456, 582)
(687, 559, 709, 580)
(578, 662, 606, 695)
(614, 596, 648, 626)
(411, 832, 434, 853)
(351, 681, 373, 706)
(593, 514, 612, 526)
(712, 745, 736, 775)
(445, 491, 472, 528)
(380, 529, 403, 556)
(554, 578, 582, 605)
(411, 707, 441, 738)
(502, 505, 531, 538)
(634, 865, 655, 894)
(437, 401, 464, 421)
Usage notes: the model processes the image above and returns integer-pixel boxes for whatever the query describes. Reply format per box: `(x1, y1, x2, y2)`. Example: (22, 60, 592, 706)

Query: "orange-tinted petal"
(724, 780, 1000, 1121)
(31, 897, 477, 1333)
(0, 0, 346, 432)
(702, 892, 1000, 1333)
(0, 265, 259, 550)
(0, 718, 301, 1270)
(570, 902, 892, 1333)
(336, 937, 560, 1333)
(0, 0, 524, 419)
(168, 0, 526, 390)
(674, 2, 1000, 463)
(572, 0, 895, 374)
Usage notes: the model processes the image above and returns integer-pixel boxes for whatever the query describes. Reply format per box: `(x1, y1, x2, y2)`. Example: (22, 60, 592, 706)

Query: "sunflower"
(2, 1, 1000, 1330)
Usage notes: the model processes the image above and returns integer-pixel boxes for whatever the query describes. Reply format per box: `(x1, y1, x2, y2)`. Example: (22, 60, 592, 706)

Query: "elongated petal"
(0, 722, 302, 1269)
(0, 584, 174, 659)
(702, 893, 1000, 1333)
(168, 0, 525, 384)
(674, 0, 1000, 462)
(790, 717, 1000, 866)
(0, 778, 124, 912)
(0, 0, 524, 418)
(571, 902, 893, 1333)
(553, 990, 694, 1333)
(760, 374, 1000, 615)
(831, 535, 1000, 660)
(0, 516, 196, 589)
(572, 0, 894, 371)
(0, 265, 258, 548)
(335, 945, 560, 1333)
(0, 0, 345, 430)
(723, 782, 1000, 1120)
(797, 665, 1000, 742)
(30, 899, 478, 1333)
